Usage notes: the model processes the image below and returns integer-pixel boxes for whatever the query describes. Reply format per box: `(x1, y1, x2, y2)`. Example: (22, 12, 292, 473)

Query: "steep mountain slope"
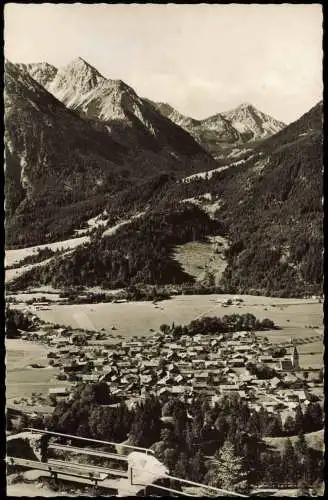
(9, 203, 222, 290)
(258, 100, 323, 152)
(167, 101, 323, 296)
(5, 60, 216, 248)
(4, 60, 130, 247)
(15, 62, 58, 88)
(151, 100, 285, 156)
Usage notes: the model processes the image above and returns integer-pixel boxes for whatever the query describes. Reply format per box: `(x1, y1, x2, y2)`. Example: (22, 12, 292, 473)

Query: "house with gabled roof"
(191, 359, 206, 369)
(192, 381, 209, 391)
(139, 374, 153, 386)
(282, 373, 304, 388)
(141, 360, 160, 370)
(194, 371, 209, 381)
(284, 391, 300, 403)
(157, 375, 173, 386)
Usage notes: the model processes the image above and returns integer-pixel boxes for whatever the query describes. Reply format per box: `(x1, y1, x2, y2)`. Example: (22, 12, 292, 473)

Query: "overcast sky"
(4, 3, 322, 123)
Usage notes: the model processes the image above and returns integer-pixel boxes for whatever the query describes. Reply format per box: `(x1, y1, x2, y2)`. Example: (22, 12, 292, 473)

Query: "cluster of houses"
(36, 325, 324, 424)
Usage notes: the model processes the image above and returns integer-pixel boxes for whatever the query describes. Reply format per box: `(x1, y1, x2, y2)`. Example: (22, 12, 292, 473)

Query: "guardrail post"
(169, 478, 175, 497)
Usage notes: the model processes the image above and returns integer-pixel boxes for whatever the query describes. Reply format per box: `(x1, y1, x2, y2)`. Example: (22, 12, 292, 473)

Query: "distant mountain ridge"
(151, 100, 285, 155)
(221, 102, 285, 140)
(20, 57, 215, 159)
(15, 58, 285, 155)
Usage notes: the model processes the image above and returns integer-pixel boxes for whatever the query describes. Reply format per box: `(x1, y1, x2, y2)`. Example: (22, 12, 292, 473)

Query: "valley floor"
(6, 294, 323, 412)
(24, 293, 322, 338)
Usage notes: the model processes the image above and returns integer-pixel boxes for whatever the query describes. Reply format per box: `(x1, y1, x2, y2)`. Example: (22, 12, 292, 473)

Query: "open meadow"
(30, 294, 322, 338)
(173, 235, 229, 285)
(6, 339, 70, 412)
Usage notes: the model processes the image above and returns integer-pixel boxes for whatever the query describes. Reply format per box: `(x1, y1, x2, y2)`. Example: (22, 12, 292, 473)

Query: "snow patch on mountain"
(228, 147, 252, 158)
(182, 154, 257, 183)
(19, 155, 30, 190)
(181, 194, 223, 218)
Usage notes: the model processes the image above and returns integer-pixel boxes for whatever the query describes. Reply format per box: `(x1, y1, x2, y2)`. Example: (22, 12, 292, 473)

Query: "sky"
(4, 3, 322, 124)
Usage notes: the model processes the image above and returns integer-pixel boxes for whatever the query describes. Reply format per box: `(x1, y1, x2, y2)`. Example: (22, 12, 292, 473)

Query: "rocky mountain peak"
(49, 57, 106, 95)
(238, 102, 253, 110)
(221, 103, 285, 140)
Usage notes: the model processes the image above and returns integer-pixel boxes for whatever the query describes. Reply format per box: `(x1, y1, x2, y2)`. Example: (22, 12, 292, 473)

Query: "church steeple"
(292, 345, 300, 371)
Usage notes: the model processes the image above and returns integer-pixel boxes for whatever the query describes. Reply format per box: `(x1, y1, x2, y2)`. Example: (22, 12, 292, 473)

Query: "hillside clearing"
(5, 213, 146, 284)
(173, 236, 229, 284)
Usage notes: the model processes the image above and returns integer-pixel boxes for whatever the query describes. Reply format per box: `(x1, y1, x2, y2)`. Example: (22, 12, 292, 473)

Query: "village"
(16, 314, 323, 426)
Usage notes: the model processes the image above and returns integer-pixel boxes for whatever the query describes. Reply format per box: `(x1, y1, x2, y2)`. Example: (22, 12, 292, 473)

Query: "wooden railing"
(25, 428, 154, 455)
(19, 429, 248, 496)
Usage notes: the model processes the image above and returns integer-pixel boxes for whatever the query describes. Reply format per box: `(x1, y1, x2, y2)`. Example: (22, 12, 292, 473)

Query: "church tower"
(291, 345, 300, 371)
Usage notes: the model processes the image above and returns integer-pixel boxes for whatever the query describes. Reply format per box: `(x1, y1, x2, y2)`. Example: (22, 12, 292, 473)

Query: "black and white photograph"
(4, 3, 323, 497)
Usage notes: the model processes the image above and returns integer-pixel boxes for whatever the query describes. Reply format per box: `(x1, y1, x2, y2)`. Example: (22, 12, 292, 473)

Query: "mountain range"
(5, 57, 322, 297)
(5, 58, 215, 247)
(150, 101, 285, 156)
(16, 58, 285, 154)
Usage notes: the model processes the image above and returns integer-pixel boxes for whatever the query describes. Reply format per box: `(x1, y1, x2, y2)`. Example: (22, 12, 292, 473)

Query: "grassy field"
(263, 429, 324, 454)
(6, 339, 69, 411)
(173, 236, 229, 285)
(31, 294, 322, 339)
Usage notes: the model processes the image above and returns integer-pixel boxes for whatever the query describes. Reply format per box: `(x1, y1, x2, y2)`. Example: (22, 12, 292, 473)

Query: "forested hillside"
(152, 102, 323, 296)
(9, 204, 224, 290)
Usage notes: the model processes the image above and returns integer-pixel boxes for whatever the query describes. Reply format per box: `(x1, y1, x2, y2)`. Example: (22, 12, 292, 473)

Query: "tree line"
(9, 204, 223, 290)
